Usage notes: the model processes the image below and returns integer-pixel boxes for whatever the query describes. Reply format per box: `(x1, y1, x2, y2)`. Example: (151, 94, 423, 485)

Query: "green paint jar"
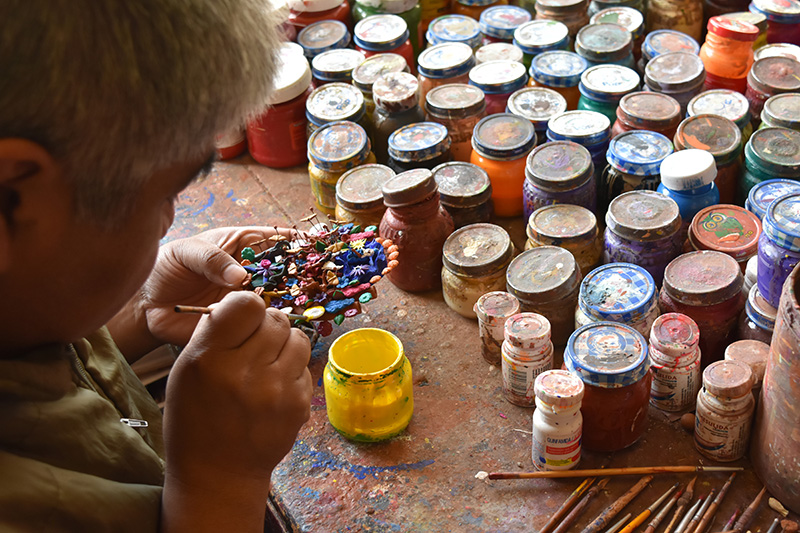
(740, 127, 800, 204)
(577, 64, 640, 123)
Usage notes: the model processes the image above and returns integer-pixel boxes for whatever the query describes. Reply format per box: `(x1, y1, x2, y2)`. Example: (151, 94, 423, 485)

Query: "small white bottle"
(532, 370, 584, 471)
(649, 313, 702, 412)
(501, 313, 554, 407)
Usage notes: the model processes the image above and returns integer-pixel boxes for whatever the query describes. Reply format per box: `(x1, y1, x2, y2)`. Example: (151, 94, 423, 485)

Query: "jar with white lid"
(475, 42, 525, 64)
(502, 312, 554, 407)
(649, 312, 702, 412)
(532, 370, 584, 470)
(475, 291, 521, 365)
(657, 149, 719, 241)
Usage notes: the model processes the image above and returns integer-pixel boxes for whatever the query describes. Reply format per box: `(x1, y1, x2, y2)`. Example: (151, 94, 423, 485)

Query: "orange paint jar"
(699, 16, 759, 94)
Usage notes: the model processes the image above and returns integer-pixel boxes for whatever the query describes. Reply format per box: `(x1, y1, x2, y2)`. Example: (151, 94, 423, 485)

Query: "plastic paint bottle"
(532, 370, 584, 470)
(648, 313, 702, 412)
(475, 291, 521, 365)
(502, 312, 554, 407)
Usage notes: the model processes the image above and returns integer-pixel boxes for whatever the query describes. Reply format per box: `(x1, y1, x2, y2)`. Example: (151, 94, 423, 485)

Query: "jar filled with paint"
(352, 0, 423, 55)
(699, 16, 758, 93)
(610, 91, 682, 139)
(646, 0, 704, 42)
(758, 192, 800, 309)
(589, 6, 645, 63)
(639, 30, 701, 75)
(759, 93, 800, 131)
(335, 164, 395, 228)
(305, 82, 368, 137)
(686, 89, 753, 144)
(745, 178, 800, 221)
(354, 15, 416, 73)
(648, 313, 701, 412)
(513, 20, 571, 69)
(476, 42, 525, 65)
(387, 121, 453, 172)
(575, 23, 635, 69)
(658, 149, 720, 241)
(311, 49, 366, 87)
(532, 370, 584, 471)
(643, 52, 706, 114)
(546, 110, 612, 181)
(534, 0, 590, 38)
(502, 312, 554, 407)
(297, 20, 351, 60)
(417, 43, 476, 105)
(577, 64, 641, 123)
(426, 14, 484, 50)
(742, 127, 800, 203)
(452, 0, 509, 21)
(351, 53, 410, 122)
(745, 56, 800, 127)
(725, 340, 769, 403)
(523, 140, 596, 220)
(479, 5, 532, 44)
(287, 0, 352, 33)
(468, 60, 529, 115)
(425, 84, 487, 163)
(371, 72, 427, 165)
(433, 162, 493, 228)
(524, 204, 602, 277)
(749, 0, 800, 46)
(527, 51, 588, 110)
(505, 87, 568, 144)
(475, 291, 521, 365)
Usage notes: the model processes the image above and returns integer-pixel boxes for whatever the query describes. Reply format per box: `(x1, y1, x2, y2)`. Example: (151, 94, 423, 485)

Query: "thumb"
(172, 237, 247, 288)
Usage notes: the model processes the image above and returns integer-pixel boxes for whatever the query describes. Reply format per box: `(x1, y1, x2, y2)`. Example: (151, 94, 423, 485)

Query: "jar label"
(502, 353, 552, 405)
(532, 426, 582, 469)
(650, 362, 699, 412)
(694, 406, 752, 461)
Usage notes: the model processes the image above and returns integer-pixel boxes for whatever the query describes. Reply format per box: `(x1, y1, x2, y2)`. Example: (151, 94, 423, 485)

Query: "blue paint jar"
(426, 14, 483, 49)
(546, 110, 612, 184)
(757, 192, 800, 308)
(657, 149, 719, 239)
(479, 5, 532, 44)
(523, 141, 596, 221)
(575, 23, 636, 69)
(577, 64, 641, 123)
(387, 121, 453, 172)
(746, 179, 800, 221)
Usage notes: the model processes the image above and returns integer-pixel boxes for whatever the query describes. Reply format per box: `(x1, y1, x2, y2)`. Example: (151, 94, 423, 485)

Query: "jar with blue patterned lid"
(506, 87, 567, 142)
(643, 52, 706, 114)
(605, 190, 683, 285)
(523, 141, 596, 219)
(513, 20, 570, 69)
(354, 15, 415, 72)
(639, 30, 700, 74)
(387, 121, 453, 172)
(746, 179, 800, 221)
(528, 51, 588, 110)
(306, 82, 368, 137)
(480, 5, 532, 44)
(311, 49, 366, 87)
(575, 23, 636, 69)
(547, 110, 612, 181)
(475, 42, 525, 64)
(297, 20, 351, 59)
(308, 121, 377, 215)
(760, 93, 800, 132)
(426, 14, 483, 50)
(590, 7, 645, 62)
(564, 321, 651, 451)
(534, 0, 590, 39)
(758, 192, 800, 308)
(687, 89, 753, 144)
(577, 64, 640, 123)
(417, 43, 476, 103)
(742, 127, 800, 204)
(575, 263, 659, 337)
(525, 204, 602, 275)
(468, 59, 529, 115)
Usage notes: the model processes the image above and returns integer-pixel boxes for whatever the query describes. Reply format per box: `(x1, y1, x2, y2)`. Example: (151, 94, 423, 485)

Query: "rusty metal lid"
(442, 223, 513, 277)
(506, 246, 580, 303)
(527, 204, 597, 245)
(433, 162, 492, 208)
(702, 359, 753, 398)
(336, 164, 395, 211)
(663, 250, 743, 306)
(606, 190, 681, 242)
(381, 168, 438, 207)
(747, 56, 800, 94)
(616, 92, 682, 130)
(644, 51, 706, 93)
(525, 140, 594, 191)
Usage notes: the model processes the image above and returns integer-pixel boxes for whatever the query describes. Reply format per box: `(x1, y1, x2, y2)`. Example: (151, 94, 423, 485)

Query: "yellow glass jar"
(335, 164, 395, 227)
(324, 328, 414, 441)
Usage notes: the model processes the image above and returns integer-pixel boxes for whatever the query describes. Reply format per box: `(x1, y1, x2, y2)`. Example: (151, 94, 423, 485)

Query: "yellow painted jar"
(324, 328, 414, 441)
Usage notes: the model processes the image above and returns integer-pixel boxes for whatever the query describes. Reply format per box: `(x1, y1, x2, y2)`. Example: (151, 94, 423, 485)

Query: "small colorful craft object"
(239, 213, 399, 337)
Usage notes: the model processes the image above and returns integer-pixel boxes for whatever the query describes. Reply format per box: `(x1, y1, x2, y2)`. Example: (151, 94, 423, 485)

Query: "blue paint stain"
(317, 377, 323, 387)
(226, 189, 240, 203)
(299, 486, 321, 499)
(190, 190, 215, 216)
(293, 440, 434, 480)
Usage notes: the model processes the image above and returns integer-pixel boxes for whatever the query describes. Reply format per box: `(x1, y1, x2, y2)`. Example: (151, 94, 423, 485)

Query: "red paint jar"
(749, 0, 800, 46)
(354, 15, 416, 74)
(248, 44, 312, 168)
(659, 250, 746, 369)
(687, 204, 762, 271)
(745, 56, 800, 128)
(610, 91, 682, 139)
(287, 0, 352, 33)
(215, 128, 247, 160)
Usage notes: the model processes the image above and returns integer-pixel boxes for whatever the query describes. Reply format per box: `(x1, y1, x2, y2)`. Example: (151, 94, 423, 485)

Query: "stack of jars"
(643, 52, 706, 113)
(547, 110, 613, 182)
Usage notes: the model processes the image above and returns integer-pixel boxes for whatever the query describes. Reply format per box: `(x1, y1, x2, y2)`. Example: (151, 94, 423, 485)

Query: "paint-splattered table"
(166, 157, 792, 533)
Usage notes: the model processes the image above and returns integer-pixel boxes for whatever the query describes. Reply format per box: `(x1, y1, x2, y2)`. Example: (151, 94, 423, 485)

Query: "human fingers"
(189, 291, 273, 353)
(198, 226, 305, 253)
(267, 326, 312, 380)
(164, 237, 249, 288)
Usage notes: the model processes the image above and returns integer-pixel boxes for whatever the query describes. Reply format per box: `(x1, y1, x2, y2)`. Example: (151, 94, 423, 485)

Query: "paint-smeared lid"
(443, 223, 513, 277)
(534, 369, 585, 407)
(525, 141, 593, 191)
(746, 178, 800, 221)
(504, 312, 552, 353)
(764, 192, 800, 252)
(565, 322, 650, 389)
(351, 53, 409, 92)
(649, 313, 700, 358)
(724, 340, 769, 386)
(617, 92, 682, 131)
(702, 360, 753, 398)
(579, 64, 640, 102)
(388, 122, 451, 163)
(744, 284, 777, 334)
(427, 14, 482, 48)
(506, 246, 580, 303)
(306, 83, 365, 126)
(686, 89, 751, 130)
(690, 205, 761, 260)
(606, 190, 681, 242)
(475, 291, 520, 322)
(312, 49, 366, 82)
(754, 42, 800, 62)
(606, 130, 674, 177)
(675, 114, 742, 167)
(475, 42, 524, 64)
(527, 204, 597, 245)
(418, 43, 476, 80)
(336, 164, 395, 211)
(469, 60, 528, 94)
(663, 251, 743, 306)
(575, 23, 633, 63)
(381, 168, 438, 207)
(536, 0, 588, 11)
(506, 87, 568, 131)
(479, 5, 532, 40)
(307, 121, 371, 171)
(748, 57, 800, 95)
(270, 43, 313, 105)
(547, 110, 611, 145)
(660, 150, 717, 192)
(707, 15, 759, 40)
(433, 162, 492, 208)
(762, 93, 800, 130)
(373, 72, 420, 113)
(722, 11, 767, 32)
(357, 0, 418, 13)
(513, 20, 570, 55)
(354, 15, 410, 51)
(579, 263, 656, 323)
(425, 83, 486, 119)
(642, 30, 700, 62)
(458, 0, 497, 6)
(745, 127, 800, 177)
(749, 0, 800, 24)
(590, 7, 644, 39)
(530, 51, 588, 88)
(472, 114, 537, 159)
(297, 20, 350, 58)
(644, 52, 706, 92)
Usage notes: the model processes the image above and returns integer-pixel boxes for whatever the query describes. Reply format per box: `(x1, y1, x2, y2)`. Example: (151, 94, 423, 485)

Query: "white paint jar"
(501, 312, 553, 407)
(532, 370, 584, 470)
(648, 312, 702, 412)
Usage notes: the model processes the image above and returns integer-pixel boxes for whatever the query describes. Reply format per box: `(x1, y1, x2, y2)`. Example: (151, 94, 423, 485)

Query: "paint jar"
(351, 53, 410, 122)
(476, 42, 525, 64)
(649, 313, 702, 412)
(643, 52, 706, 114)
(728, 337, 770, 394)
(576, 263, 659, 337)
(379, 168, 455, 292)
(523, 141, 596, 220)
(352, 0, 423, 56)
(308, 122, 376, 215)
(658, 150, 719, 241)
(575, 23, 635, 69)
(214, 128, 247, 161)
(686, 89, 753, 144)
(442, 223, 514, 318)
(754, 42, 800, 62)
(589, 0, 645, 17)
(610, 92, 682, 139)
(577, 64, 641, 124)
(546, 110, 612, 183)
(749, 0, 800, 46)
(534, 0, 590, 38)
(354, 15, 416, 73)
(475, 291, 521, 365)
(470, 113, 537, 217)
(744, 255, 758, 294)
(480, 5, 533, 44)
(604, 190, 683, 286)
(694, 359, 754, 461)
(639, 30, 701, 75)
(417, 43, 476, 105)
(746, 57, 800, 127)
(742, 128, 800, 203)
(506, 88, 568, 146)
(506, 246, 581, 347)
(513, 20, 571, 69)
(502, 312, 555, 406)
(324, 328, 413, 441)
(247, 44, 312, 168)
(425, 84, 487, 162)
(759, 93, 800, 131)
(297, 20, 351, 59)
(758, 192, 800, 308)
(590, 7, 645, 63)
(426, 14, 484, 50)
(600, 131, 674, 219)
(433, 162, 493, 228)
(699, 16, 759, 93)
(746, 178, 800, 221)
(565, 322, 651, 451)
(387, 121, 453, 172)
(646, 0, 704, 42)
(532, 370, 585, 470)
(721, 11, 768, 50)
(468, 60, 529, 115)
(674, 114, 742, 206)
(453, 0, 509, 21)
(527, 51, 588, 110)
(525, 204, 603, 277)
(687, 204, 762, 271)
(370, 73, 426, 165)
(660, 251, 746, 368)
(305, 82, 368, 137)
(311, 49, 366, 87)
(288, 0, 352, 33)
(335, 164, 395, 227)
(420, 0, 451, 36)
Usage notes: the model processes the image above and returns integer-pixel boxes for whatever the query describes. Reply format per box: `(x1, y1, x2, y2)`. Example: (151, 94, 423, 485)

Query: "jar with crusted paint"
(312, 49, 366, 87)
(758, 192, 800, 308)
(699, 16, 758, 93)
(425, 84, 487, 163)
(742, 127, 800, 203)
(646, 0, 704, 42)
(352, 0, 423, 55)
(480, 5, 533, 44)
(726, 339, 769, 400)
(306, 82, 368, 137)
(658, 150, 720, 241)
(754, 42, 800, 62)
(749, 0, 800, 46)
(688, 204, 762, 271)
(476, 291, 521, 365)
(387, 122, 453, 172)
(686, 89, 753, 143)
(649, 313, 702, 412)
(371, 72, 427, 164)
(745, 57, 800, 127)
(523, 141, 596, 220)
(525, 204, 602, 276)
(506, 87, 568, 144)
(506, 247, 581, 347)
(546, 110, 612, 182)
(759, 93, 800, 132)
(433, 162, 493, 228)
(288, 0, 352, 33)
(351, 53, 410, 122)
(534, 0, 590, 38)
(442, 223, 514, 318)
(502, 313, 554, 406)
(575, 23, 636, 69)
(469, 60, 529, 115)
(297, 20, 351, 60)
(611, 92, 682, 139)
(476, 42, 525, 65)
(578, 64, 641, 123)
(640, 30, 701, 74)
(644, 52, 706, 114)
(604, 191, 683, 285)
(417, 43, 477, 105)
(746, 178, 800, 221)
(528, 52, 588, 111)
(354, 15, 416, 73)
(379, 168, 455, 292)
(513, 20, 571, 69)
(336, 164, 395, 227)
(660, 251, 746, 368)
(721, 12, 768, 50)
(589, 0, 645, 17)
(590, 7, 645, 63)
(426, 14, 484, 50)
(565, 322, 652, 451)
(532, 370, 585, 470)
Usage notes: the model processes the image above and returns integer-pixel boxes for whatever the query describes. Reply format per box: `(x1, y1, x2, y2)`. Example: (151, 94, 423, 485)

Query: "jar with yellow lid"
(335, 164, 395, 227)
(525, 203, 602, 276)
(425, 84, 487, 162)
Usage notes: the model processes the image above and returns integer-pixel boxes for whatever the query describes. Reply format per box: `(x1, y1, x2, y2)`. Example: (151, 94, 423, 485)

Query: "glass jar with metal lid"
(600, 130, 674, 216)
(660, 251, 745, 367)
(590, 7, 645, 62)
(577, 64, 640, 123)
(534, 0, 590, 38)
(308, 121, 377, 215)
(442, 223, 514, 317)
(746, 178, 800, 221)
(387, 121, 453, 172)
(738, 284, 777, 343)
(352, 0, 423, 55)
(686, 89, 753, 143)
(564, 321, 651, 451)
(688, 204, 762, 271)
(746, 57, 800, 127)
(475, 42, 525, 64)
(351, 53, 409, 121)
(433, 162, 493, 228)
(513, 20, 570, 69)
(674, 114, 742, 205)
(647, 0, 704, 42)
(288, 0, 352, 33)
(742, 127, 800, 203)
(644, 52, 706, 113)
(452, 0, 509, 20)
(297, 20, 351, 59)
(506, 87, 568, 143)
(312, 49, 366, 87)
(335, 164, 395, 227)
(523, 141, 596, 219)
(749, 0, 800, 46)
(575, 263, 659, 337)
(588, 0, 645, 17)
(658, 149, 720, 240)
(506, 246, 581, 346)
(528, 51, 589, 110)
(470, 113, 537, 217)
(306, 82, 368, 137)
(425, 84, 487, 162)
(546, 110, 612, 179)
(525, 204, 603, 276)
(468, 60, 529, 115)
(758, 192, 800, 308)
(575, 23, 635, 69)
(754, 42, 800, 62)
(417, 43, 477, 104)
(611, 92, 682, 139)
(721, 11, 768, 50)
(605, 190, 683, 285)
(371, 73, 426, 165)
(699, 16, 759, 93)
(426, 14, 483, 50)
(354, 15, 416, 72)
(479, 5, 533, 44)
(760, 93, 800, 132)
(379, 168, 455, 292)
(639, 30, 701, 74)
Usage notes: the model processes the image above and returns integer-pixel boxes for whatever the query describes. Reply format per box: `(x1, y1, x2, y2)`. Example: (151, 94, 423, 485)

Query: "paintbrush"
(683, 490, 715, 533)
(665, 476, 698, 533)
(174, 304, 309, 322)
(488, 466, 742, 480)
(619, 483, 679, 533)
(552, 478, 610, 533)
(767, 518, 781, 533)
(676, 498, 705, 533)
(692, 473, 736, 533)
(722, 508, 740, 532)
(644, 484, 684, 533)
(580, 475, 654, 533)
(540, 478, 596, 533)
(606, 514, 633, 533)
(733, 487, 767, 533)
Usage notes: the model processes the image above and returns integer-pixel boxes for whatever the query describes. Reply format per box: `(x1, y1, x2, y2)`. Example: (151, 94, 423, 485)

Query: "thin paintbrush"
(606, 514, 633, 533)
(676, 498, 705, 533)
(665, 476, 698, 533)
(693, 473, 736, 533)
(489, 466, 742, 480)
(644, 484, 684, 533)
(619, 483, 679, 533)
(683, 490, 715, 533)
(580, 475, 654, 533)
(174, 304, 309, 322)
(552, 478, 610, 533)
(540, 478, 596, 533)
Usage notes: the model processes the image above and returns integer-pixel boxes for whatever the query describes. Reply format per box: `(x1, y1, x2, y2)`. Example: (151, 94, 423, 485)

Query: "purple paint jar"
(757, 192, 800, 308)
(604, 190, 682, 285)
